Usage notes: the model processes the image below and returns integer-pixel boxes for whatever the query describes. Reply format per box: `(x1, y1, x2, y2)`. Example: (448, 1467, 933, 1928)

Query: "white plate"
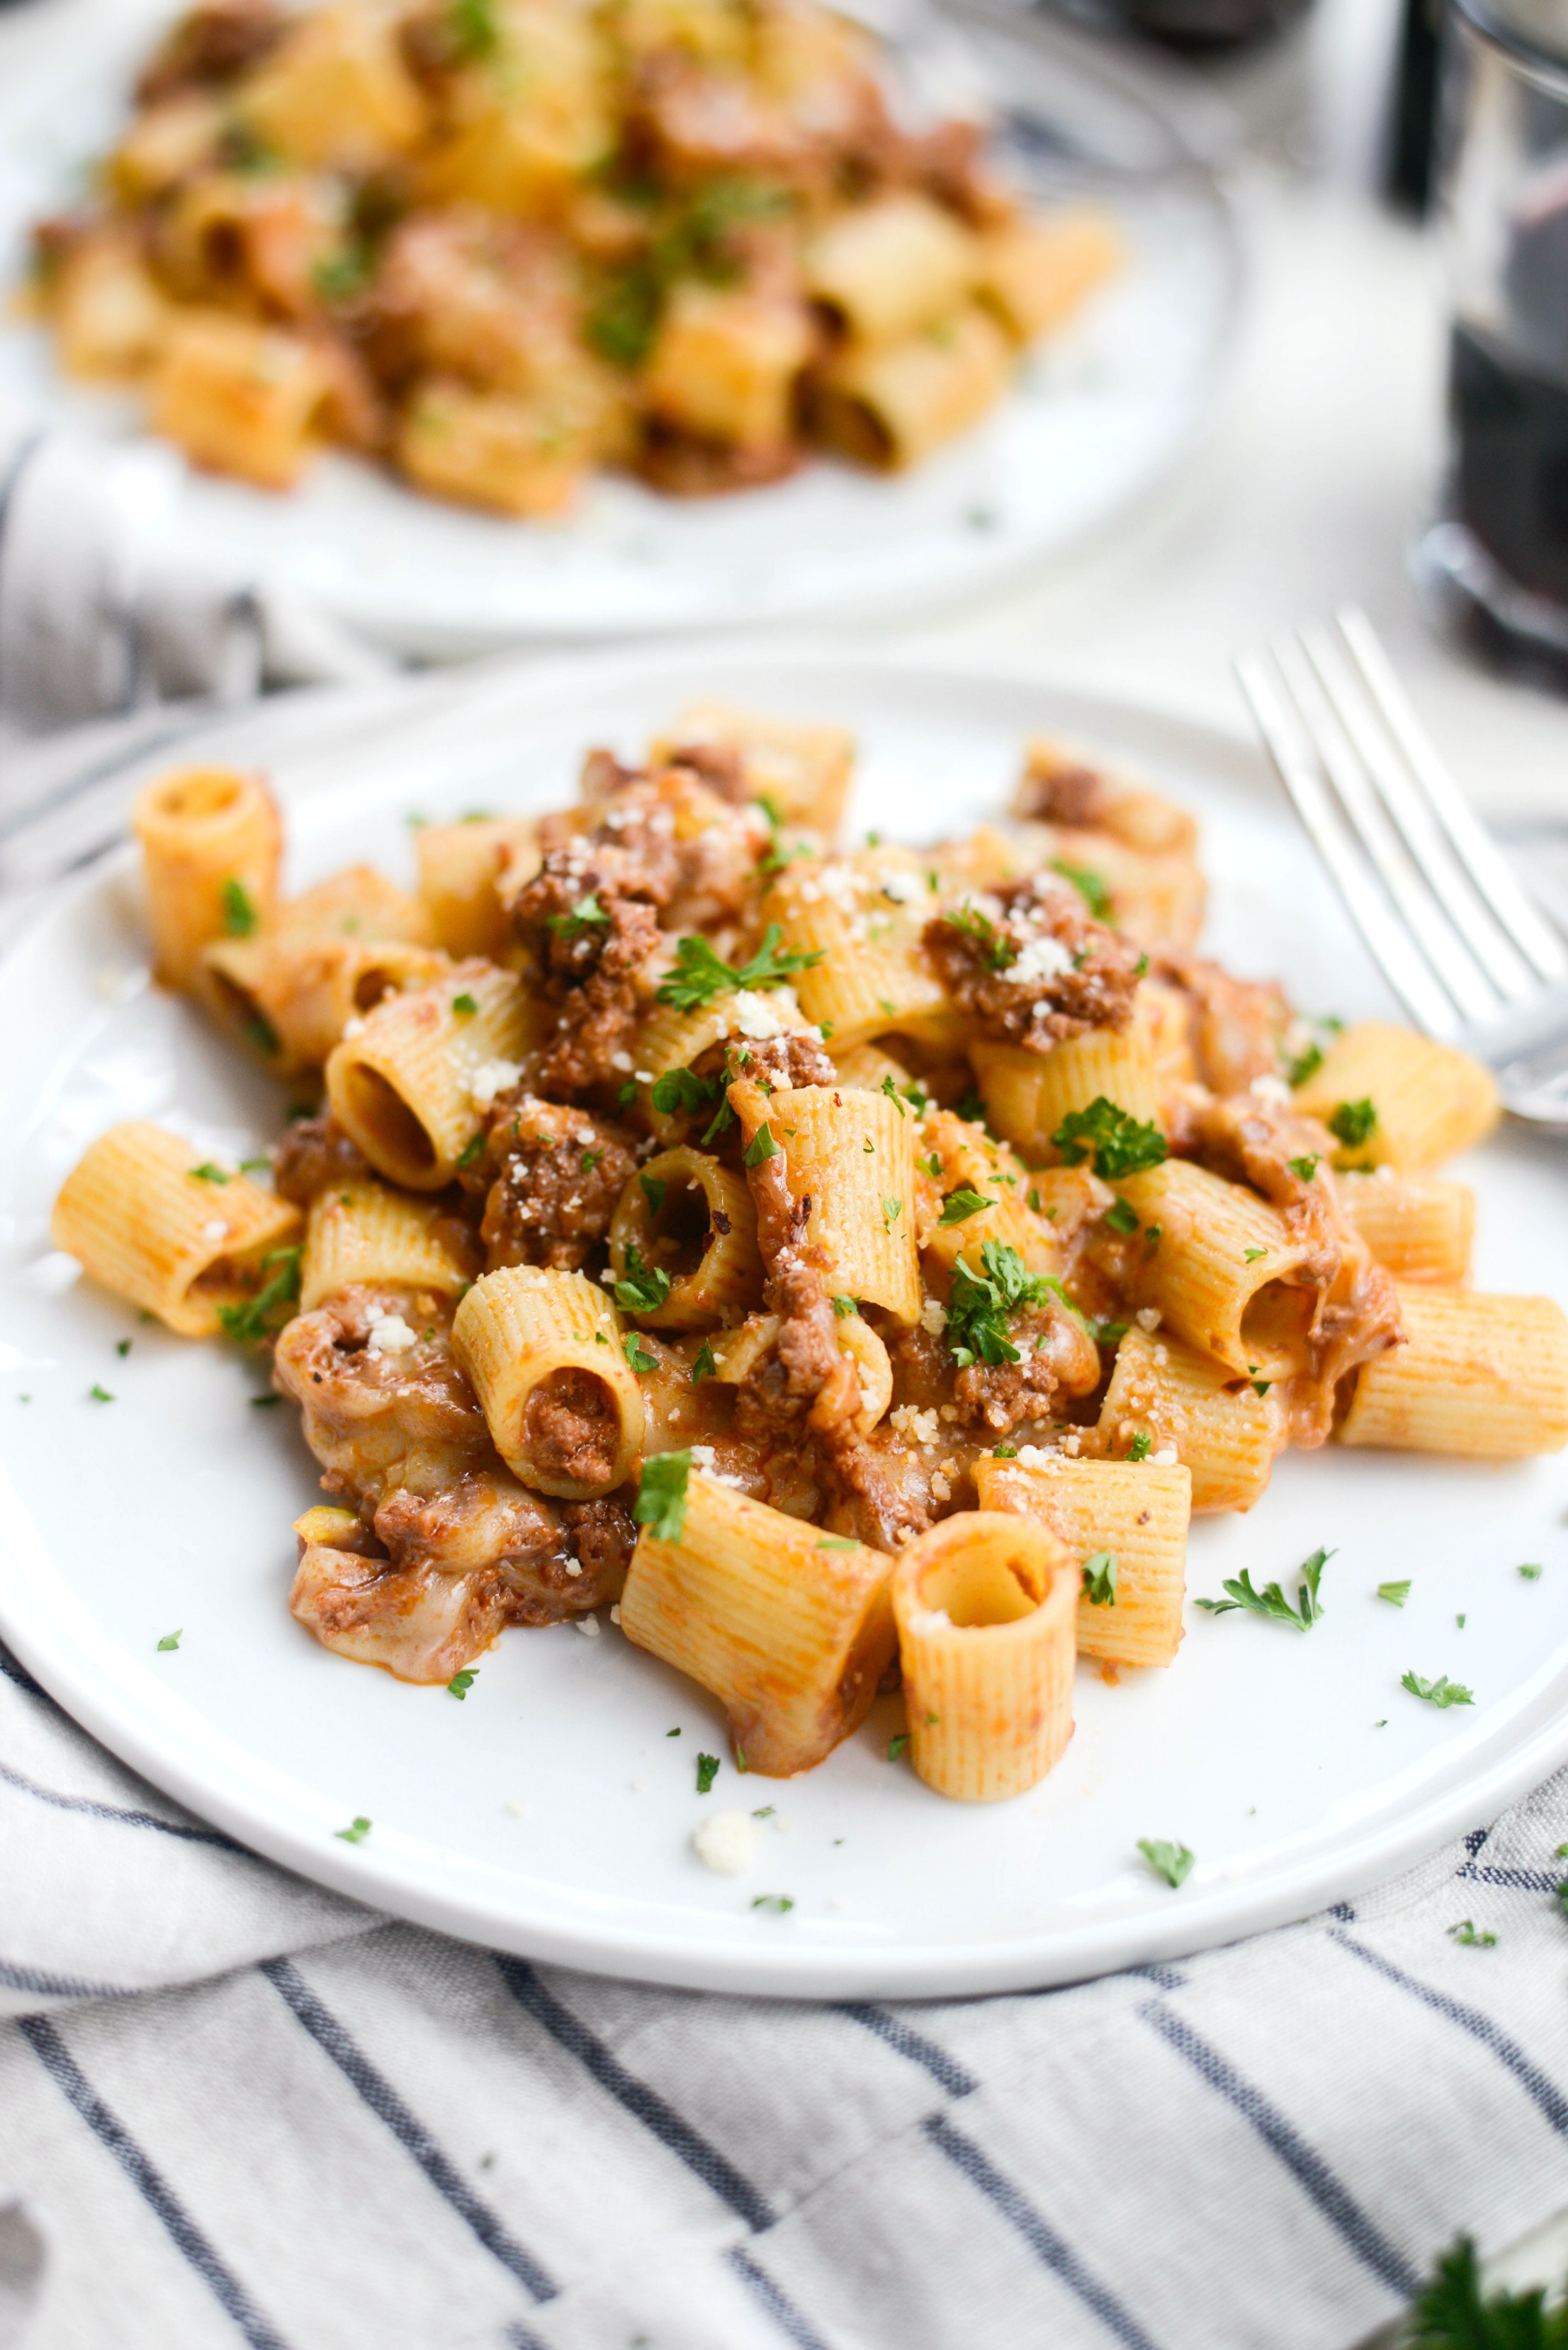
(2, 646, 1566, 2001)
(0, 0, 1239, 657)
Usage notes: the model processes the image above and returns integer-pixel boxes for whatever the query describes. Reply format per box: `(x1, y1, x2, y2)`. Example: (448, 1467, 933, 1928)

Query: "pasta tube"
(735, 1083, 921, 1322)
(1095, 1325, 1282, 1513)
(416, 818, 540, 960)
(918, 1111, 1054, 1278)
(326, 962, 541, 1189)
(650, 702, 854, 838)
(1338, 1285, 1568, 1458)
(620, 1473, 896, 1776)
(607, 1148, 762, 1328)
(51, 1120, 301, 1339)
(1113, 1161, 1314, 1380)
(203, 934, 449, 1073)
(150, 312, 332, 490)
(976, 206, 1124, 342)
(806, 194, 978, 345)
(453, 1265, 645, 1499)
(1337, 1171, 1474, 1285)
(974, 1456, 1190, 1666)
(972, 996, 1161, 1162)
(132, 764, 281, 996)
(643, 284, 814, 451)
(891, 1512, 1076, 1801)
(760, 849, 957, 1051)
(1292, 1023, 1499, 1171)
(300, 1179, 475, 1313)
(635, 987, 814, 1144)
(809, 306, 1012, 471)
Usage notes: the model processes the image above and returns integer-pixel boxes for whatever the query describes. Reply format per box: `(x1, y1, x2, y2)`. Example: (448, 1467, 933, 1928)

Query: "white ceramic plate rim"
(2, 646, 1564, 2001)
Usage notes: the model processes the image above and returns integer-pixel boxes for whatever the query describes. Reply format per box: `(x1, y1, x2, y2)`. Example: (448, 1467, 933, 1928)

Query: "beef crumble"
(925, 875, 1140, 1050)
(273, 1113, 371, 1206)
(480, 1095, 636, 1272)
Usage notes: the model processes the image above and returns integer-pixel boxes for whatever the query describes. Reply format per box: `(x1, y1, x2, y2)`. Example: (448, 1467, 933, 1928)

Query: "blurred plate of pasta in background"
(0, 0, 1238, 656)
(1, 646, 1566, 1999)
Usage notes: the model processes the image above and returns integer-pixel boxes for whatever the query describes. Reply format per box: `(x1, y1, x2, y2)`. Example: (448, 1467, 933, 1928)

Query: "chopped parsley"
(616, 1081, 638, 1111)
(1081, 1552, 1118, 1607)
(448, 1669, 478, 1699)
(752, 1894, 794, 1913)
(448, 0, 499, 60)
(696, 1753, 720, 1794)
(1197, 1546, 1330, 1630)
(636, 1449, 691, 1543)
(546, 894, 609, 941)
(1243, 1247, 1268, 1264)
(115, 1338, 132, 1358)
(218, 1245, 302, 1344)
(222, 877, 259, 937)
(879, 1074, 908, 1115)
(957, 1089, 990, 1129)
(189, 1163, 232, 1184)
(457, 1133, 485, 1171)
(1103, 1197, 1139, 1236)
(691, 1339, 717, 1385)
(1329, 1097, 1378, 1149)
(922, 1152, 944, 1180)
(743, 1123, 779, 1169)
(451, 992, 479, 1017)
(937, 1188, 994, 1227)
(1052, 1097, 1168, 1180)
(1378, 1580, 1411, 1607)
(639, 1172, 666, 1214)
(614, 1245, 672, 1315)
(830, 1295, 858, 1318)
(882, 1196, 903, 1227)
(156, 1629, 181, 1651)
(1137, 1838, 1195, 1889)
(817, 1535, 859, 1551)
(1404, 2235, 1568, 2346)
(1520, 1563, 1544, 1580)
(89, 1383, 114, 1403)
(1285, 1041, 1323, 1089)
(650, 1065, 711, 1117)
(242, 1011, 280, 1058)
(1401, 1670, 1474, 1708)
(335, 1816, 371, 1844)
(945, 901, 1014, 972)
(1127, 1432, 1152, 1462)
(1448, 1921, 1496, 1948)
(886, 1733, 910, 1761)
(656, 923, 822, 1013)
(1049, 858, 1112, 923)
(624, 1334, 660, 1374)
(1287, 1154, 1320, 1182)
(946, 1240, 1064, 1368)
(993, 1443, 1017, 1458)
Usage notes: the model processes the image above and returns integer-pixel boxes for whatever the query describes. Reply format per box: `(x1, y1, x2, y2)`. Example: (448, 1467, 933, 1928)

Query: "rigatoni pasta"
(49, 692, 1567, 1816)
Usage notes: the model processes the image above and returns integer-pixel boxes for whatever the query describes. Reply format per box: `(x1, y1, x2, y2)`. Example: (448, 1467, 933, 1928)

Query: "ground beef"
(509, 848, 664, 1096)
(733, 1030, 837, 1091)
(273, 1114, 371, 1206)
(1176, 1091, 1343, 1284)
(925, 875, 1140, 1050)
(560, 1493, 638, 1588)
(577, 748, 642, 804)
(523, 1368, 621, 1490)
(372, 1471, 562, 1579)
(636, 425, 801, 498)
(480, 1096, 636, 1272)
(655, 740, 748, 804)
(827, 1433, 935, 1551)
(952, 1298, 1100, 1435)
(1154, 950, 1290, 1095)
(1013, 762, 1110, 831)
(135, 0, 283, 102)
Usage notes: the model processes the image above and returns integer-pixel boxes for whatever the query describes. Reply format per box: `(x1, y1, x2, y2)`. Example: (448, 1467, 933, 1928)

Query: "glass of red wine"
(1420, 1, 1568, 672)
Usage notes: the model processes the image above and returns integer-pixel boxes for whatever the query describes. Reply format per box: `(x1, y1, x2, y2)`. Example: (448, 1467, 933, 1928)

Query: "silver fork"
(1235, 607, 1568, 1128)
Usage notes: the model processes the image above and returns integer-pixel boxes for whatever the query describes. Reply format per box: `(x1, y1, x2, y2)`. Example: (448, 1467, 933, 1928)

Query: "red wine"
(1449, 321, 1568, 607)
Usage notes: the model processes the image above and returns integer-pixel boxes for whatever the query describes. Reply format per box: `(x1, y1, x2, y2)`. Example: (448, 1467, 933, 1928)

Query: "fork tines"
(1235, 606, 1567, 1045)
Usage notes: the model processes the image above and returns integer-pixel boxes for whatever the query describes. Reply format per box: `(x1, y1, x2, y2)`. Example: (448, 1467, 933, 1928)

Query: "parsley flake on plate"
(752, 1894, 794, 1913)
(1137, 1838, 1195, 1889)
(1378, 1580, 1411, 1607)
(1448, 1921, 1496, 1947)
(335, 1816, 371, 1844)
(156, 1629, 181, 1651)
(1197, 1547, 1331, 1630)
(1401, 1671, 1474, 1708)
(89, 1383, 114, 1403)
(448, 1669, 478, 1699)
(886, 1733, 910, 1761)
(937, 1188, 993, 1227)
(1520, 1563, 1544, 1580)
(1081, 1552, 1118, 1607)
(636, 1449, 690, 1542)
(1052, 1096, 1168, 1180)
(696, 1753, 720, 1794)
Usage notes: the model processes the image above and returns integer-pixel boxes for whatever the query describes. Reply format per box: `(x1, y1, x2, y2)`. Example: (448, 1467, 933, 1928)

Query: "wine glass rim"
(1453, 0, 1568, 92)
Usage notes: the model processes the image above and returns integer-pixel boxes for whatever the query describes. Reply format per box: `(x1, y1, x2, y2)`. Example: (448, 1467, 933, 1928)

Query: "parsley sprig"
(1138, 1838, 1195, 1889)
(1053, 1097, 1168, 1180)
(636, 1449, 691, 1544)
(217, 1246, 302, 1345)
(945, 1240, 1064, 1369)
(613, 1245, 672, 1316)
(1401, 1670, 1474, 1709)
(1196, 1546, 1331, 1631)
(655, 923, 822, 1013)
(1404, 2234, 1568, 2347)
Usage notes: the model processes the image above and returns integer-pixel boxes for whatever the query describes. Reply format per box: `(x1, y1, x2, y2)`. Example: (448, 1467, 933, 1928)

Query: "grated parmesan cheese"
(890, 1404, 940, 1448)
(469, 1058, 521, 1109)
(1008, 934, 1073, 989)
(366, 1312, 417, 1356)
(693, 1809, 760, 1876)
(731, 986, 799, 1040)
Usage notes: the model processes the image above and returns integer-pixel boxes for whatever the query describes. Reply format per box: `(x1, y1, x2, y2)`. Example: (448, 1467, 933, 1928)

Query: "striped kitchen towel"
(2, 1634, 1567, 2350)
